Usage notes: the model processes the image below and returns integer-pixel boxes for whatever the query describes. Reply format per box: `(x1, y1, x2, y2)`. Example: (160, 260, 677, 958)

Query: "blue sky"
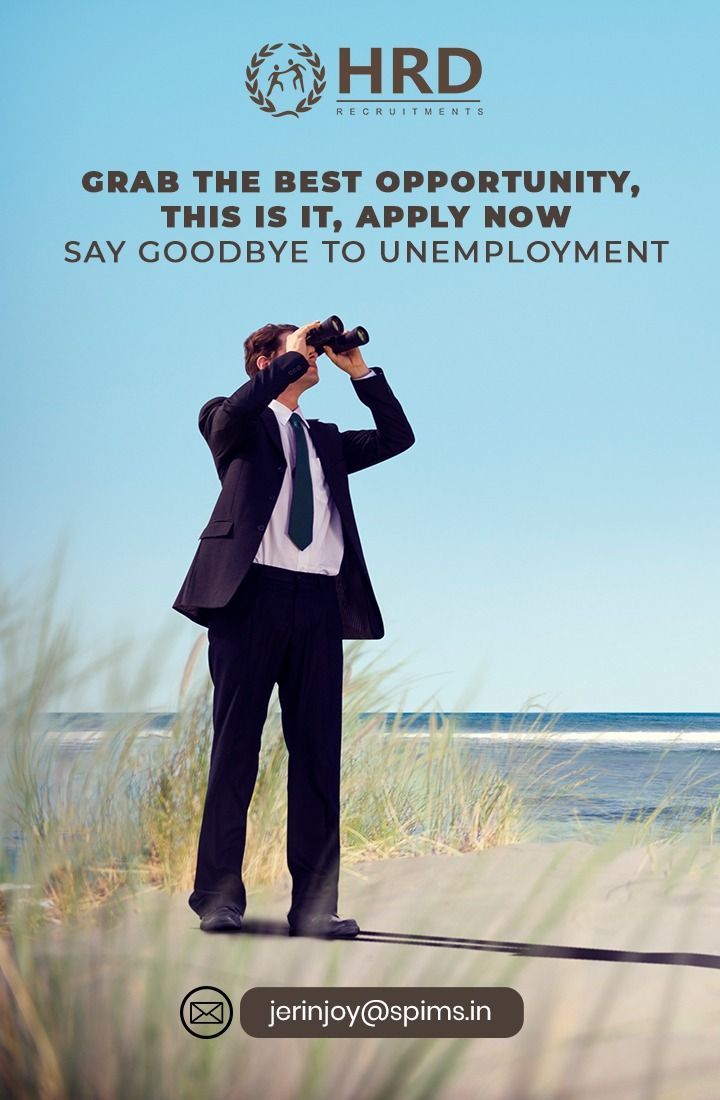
(1, 1, 718, 712)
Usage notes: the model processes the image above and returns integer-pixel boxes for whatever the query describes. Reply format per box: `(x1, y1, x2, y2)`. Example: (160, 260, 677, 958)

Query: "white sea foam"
(398, 730, 720, 747)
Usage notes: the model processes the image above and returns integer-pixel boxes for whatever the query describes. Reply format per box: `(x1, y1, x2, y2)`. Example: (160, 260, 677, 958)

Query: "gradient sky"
(1, 0, 718, 713)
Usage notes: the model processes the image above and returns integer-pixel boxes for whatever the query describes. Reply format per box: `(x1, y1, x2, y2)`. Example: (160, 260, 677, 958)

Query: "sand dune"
(26, 839, 720, 1100)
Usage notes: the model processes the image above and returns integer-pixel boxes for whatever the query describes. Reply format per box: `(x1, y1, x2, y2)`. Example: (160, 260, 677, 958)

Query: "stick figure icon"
(266, 65, 286, 95)
(286, 58, 306, 91)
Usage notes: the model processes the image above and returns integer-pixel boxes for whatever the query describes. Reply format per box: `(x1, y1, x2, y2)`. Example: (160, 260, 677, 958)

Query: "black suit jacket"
(172, 351, 415, 638)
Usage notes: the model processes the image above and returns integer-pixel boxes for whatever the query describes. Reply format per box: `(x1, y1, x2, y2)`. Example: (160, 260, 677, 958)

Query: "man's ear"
(256, 355, 270, 372)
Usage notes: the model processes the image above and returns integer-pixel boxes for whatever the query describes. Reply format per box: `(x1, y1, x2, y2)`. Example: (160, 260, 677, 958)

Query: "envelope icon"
(190, 1001, 224, 1024)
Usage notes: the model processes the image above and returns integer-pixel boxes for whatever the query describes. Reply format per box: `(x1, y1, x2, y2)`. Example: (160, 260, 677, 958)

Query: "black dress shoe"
(288, 913, 360, 938)
(199, 904, 244, 932)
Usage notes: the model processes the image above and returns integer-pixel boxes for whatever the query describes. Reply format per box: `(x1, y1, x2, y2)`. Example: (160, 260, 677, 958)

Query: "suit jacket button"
(257, 524, 265, 531)
(268, 494, 276, 501)
(276, 464, 284, 471)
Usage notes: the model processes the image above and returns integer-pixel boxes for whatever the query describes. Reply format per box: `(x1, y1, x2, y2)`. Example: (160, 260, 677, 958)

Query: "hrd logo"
(245, 44, 483, 119)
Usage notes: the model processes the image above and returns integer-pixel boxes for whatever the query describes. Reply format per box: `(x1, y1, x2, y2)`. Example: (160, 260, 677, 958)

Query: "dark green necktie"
(288, 412, 314, 550)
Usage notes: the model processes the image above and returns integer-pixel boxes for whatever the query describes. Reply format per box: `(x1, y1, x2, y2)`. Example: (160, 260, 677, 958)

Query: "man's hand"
(323, 343, 370, 379)
(286, 320, 321, 361)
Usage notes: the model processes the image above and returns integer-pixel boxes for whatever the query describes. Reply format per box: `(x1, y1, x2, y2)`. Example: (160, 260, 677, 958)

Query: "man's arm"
(341, 367, 415, 474)
(199, 351, 308, 468)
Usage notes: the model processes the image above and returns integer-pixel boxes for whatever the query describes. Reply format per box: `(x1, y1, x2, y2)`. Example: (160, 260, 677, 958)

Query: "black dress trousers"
(188, 562, 345, 923)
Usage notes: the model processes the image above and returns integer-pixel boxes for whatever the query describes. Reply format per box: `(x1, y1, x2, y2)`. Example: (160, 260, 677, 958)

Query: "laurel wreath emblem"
(245, 41, 326, 119)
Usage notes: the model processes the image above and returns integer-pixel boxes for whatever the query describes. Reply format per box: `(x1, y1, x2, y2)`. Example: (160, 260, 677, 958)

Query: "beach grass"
(1, 561, 715, 930)
(2, 560, 720, 1098)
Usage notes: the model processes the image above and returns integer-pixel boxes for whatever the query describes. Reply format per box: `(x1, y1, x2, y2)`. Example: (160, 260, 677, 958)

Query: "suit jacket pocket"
(199, 519, 234, 539)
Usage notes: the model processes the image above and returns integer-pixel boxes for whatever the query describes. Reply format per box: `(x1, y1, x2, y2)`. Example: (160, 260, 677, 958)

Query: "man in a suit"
(172, 319, 415, 937)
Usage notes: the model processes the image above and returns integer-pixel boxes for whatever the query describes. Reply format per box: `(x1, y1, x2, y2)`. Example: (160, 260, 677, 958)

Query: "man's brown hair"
(244, 322, 297, 378)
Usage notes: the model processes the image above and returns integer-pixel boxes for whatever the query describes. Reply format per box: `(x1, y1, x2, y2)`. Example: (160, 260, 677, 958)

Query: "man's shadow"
(204, 918, 720, 970)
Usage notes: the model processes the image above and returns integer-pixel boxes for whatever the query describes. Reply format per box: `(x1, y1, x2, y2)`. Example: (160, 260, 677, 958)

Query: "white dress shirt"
(253, 369, 376, 574)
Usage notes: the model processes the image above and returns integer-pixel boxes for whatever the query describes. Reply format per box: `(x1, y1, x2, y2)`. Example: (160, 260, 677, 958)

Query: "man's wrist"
(349, 367, 375, 381)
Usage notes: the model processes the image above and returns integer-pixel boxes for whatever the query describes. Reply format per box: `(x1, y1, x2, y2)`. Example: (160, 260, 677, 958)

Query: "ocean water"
(2, 712, 719, 869)
(385, 712, 720, 839)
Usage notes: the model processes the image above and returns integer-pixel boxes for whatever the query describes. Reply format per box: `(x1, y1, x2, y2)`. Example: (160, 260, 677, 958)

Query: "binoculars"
(305, 315, 370, 355)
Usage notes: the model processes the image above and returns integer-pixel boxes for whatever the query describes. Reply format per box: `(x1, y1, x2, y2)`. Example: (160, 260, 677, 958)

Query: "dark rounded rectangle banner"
(240, 986, 524, 1037)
